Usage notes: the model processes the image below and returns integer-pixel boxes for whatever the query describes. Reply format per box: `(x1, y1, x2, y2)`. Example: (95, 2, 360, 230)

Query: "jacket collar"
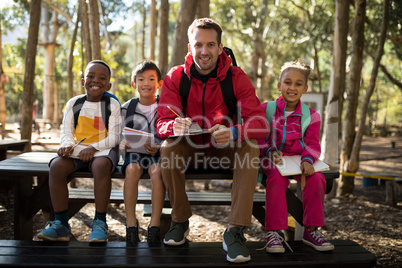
(184, 51, 232, 82)
(276, 95, 303, 116)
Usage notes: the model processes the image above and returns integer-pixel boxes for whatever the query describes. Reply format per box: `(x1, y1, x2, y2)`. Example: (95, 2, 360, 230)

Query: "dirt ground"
(0, 128, 401, 267)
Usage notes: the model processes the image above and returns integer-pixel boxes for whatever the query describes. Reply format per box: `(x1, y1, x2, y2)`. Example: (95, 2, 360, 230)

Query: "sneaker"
(302, 226, 335, 251)
(222, 227, 251, 263)
(259, 231, 294, 253)
(163, 220, 189, 246)
(88, 219, 108, 243)
(37, 220, 71, 241)
(147, 226, 161, 243)
(126, 223, 140, 244)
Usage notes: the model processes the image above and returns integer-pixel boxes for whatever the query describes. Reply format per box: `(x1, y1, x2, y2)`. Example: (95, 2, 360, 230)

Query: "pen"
(271, 138, 282, 164)
(64, 138, 86, 156)
(167, 106, 182, 118)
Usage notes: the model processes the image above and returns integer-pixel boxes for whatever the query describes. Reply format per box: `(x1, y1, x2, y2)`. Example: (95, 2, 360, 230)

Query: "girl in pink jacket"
(258, 60, 334, 253)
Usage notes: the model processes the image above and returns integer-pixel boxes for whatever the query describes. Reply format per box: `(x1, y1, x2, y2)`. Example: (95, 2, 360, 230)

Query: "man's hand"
(301, 161, 314, 177)
(145, 142, 160, 156)
(173, 117, 192, 135)
(209, 124, 233, 146)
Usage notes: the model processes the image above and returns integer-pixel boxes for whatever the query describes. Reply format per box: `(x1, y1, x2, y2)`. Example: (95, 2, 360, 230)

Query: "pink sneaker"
(302, 227, 334, 251)
(259, 231, 293, 253)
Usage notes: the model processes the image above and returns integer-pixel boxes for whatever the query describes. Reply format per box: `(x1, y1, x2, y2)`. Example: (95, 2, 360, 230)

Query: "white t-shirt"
(137, 102, 158, 121)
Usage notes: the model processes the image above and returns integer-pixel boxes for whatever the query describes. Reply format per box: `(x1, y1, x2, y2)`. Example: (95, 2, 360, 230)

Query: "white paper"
(122, 127, 155, 154)
(271, 155, 330, 176)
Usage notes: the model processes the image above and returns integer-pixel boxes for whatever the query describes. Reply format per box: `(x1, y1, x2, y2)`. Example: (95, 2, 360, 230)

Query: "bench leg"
(13, 177, 34, 240)
(385, 181, 397, 206)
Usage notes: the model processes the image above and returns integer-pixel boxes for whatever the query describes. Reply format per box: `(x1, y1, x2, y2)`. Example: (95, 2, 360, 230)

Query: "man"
(157, 18, 269, 263)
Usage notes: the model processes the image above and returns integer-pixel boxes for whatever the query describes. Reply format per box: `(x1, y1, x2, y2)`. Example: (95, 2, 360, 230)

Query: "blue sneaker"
(88, 219, 108, 242)
(37, 220, 71, 241)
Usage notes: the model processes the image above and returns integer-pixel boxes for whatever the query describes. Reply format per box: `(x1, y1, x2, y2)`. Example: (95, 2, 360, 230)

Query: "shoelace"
(228, 227, 247, 247)
(257, 231, 293, 252)
(310, 229, 326, 243)
(85, 219, 107, 232)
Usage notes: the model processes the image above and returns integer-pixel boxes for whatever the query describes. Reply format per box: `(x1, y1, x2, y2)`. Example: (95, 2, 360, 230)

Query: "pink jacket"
(157, 50, 269, 144)
(258, 96, 322, 164)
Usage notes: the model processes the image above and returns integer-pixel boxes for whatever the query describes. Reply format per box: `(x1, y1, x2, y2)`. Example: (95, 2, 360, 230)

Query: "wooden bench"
(0, 139, 29, 160)
(0, 239, 377, 267)
(0, 152, 339, 240)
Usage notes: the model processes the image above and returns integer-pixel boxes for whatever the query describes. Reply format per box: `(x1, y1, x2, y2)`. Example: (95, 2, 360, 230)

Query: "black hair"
(131, 60, 162, 82)
(86, 60, 112, 78)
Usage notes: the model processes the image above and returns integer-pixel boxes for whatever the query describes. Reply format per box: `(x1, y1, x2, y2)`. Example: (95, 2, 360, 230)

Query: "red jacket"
(257, 96, 322, 164)
(157, 51, 269, 145)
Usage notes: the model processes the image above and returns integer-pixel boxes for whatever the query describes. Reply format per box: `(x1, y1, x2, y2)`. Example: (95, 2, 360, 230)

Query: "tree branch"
(379, 64, 402, 91)
(45, 0, 73, 24)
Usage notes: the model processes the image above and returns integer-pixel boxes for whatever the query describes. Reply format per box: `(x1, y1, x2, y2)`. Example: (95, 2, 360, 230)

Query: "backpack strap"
(73, 93, 111, 131)
(73, 96, 87, 130)
(125, 97, 140, 129)
(179, 68, 191, 114)
(264, 101, 277, 142)
(300, 101, 311, 138)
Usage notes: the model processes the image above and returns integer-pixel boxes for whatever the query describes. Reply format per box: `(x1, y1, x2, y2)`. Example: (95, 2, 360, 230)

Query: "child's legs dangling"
(264, 167, 290, 231)
(294, 172, 326, 227)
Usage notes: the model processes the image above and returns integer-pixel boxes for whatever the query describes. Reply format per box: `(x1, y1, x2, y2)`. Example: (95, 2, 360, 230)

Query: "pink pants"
(262, 162, 326, 230)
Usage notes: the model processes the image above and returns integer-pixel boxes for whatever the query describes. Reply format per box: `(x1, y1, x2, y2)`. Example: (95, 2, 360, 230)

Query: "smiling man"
(157, 18, 269, 263)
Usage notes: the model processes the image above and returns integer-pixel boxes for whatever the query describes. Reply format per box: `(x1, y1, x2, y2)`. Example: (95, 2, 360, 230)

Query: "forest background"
(0, 0, 401, 197)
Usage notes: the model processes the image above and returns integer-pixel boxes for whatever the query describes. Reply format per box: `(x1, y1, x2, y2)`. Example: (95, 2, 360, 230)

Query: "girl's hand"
(301, 161, 315, 177)
(78, 146, 96, 162)
(271, 151, 283, 165)
(145, 143, 160, 156)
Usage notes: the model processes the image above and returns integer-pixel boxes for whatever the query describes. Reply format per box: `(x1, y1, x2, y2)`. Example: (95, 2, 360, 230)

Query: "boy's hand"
(145, 143, 160, 156)
(209, 124, 232, 146)
(119, 139, 131, 151)
(301, 161, 314, 177)
(78, 146, 97, 162)
(59, 146, 73, 158)
(173, 117, 192, 135)
(271, 151, 283, 165)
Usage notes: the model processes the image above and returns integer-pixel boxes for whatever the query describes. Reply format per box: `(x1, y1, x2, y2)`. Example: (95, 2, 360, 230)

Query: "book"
(271, 155, 330, 176)
(69, 145, 111, 159)
(122, 127, 155, 154)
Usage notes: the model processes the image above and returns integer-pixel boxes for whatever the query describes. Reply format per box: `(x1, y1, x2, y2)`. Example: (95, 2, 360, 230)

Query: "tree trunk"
(248, 1, 268, 99)
(149, 0, 156, 60)
(168, 0, 197, 69)
(141, 0, 146, 60)
(322, 0, 349, 172)
(67, 2, 81, 100)
(351, 0, 389, 176)
(97, 0, 111, 52)
(21, 0, 42, 151)
(339, 0, 366, 196)
(41, 8, 61, 124)
(0, 14, 6, 139)
(158, 0, 169, 77)
(88, 0, 101, 60)
(196, 0, 209, 18)
(81, 0, 92, 63)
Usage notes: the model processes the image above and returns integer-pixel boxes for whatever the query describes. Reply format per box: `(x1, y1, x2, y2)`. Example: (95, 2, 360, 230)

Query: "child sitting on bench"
(258, 59, 334, 253)
(38, 60, 121, 243)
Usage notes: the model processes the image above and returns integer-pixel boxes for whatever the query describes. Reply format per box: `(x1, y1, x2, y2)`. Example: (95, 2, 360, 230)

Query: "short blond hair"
(279, 59, 311, 85)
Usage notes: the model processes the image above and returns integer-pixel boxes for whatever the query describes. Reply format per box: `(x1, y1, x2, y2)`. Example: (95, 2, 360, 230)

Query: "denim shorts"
(121, 152, 161, 176)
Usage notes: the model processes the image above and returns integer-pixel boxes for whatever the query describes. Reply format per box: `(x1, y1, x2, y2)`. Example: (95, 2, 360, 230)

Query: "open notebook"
(122, 127, 155, 154)
(271, 155, 329, 176)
